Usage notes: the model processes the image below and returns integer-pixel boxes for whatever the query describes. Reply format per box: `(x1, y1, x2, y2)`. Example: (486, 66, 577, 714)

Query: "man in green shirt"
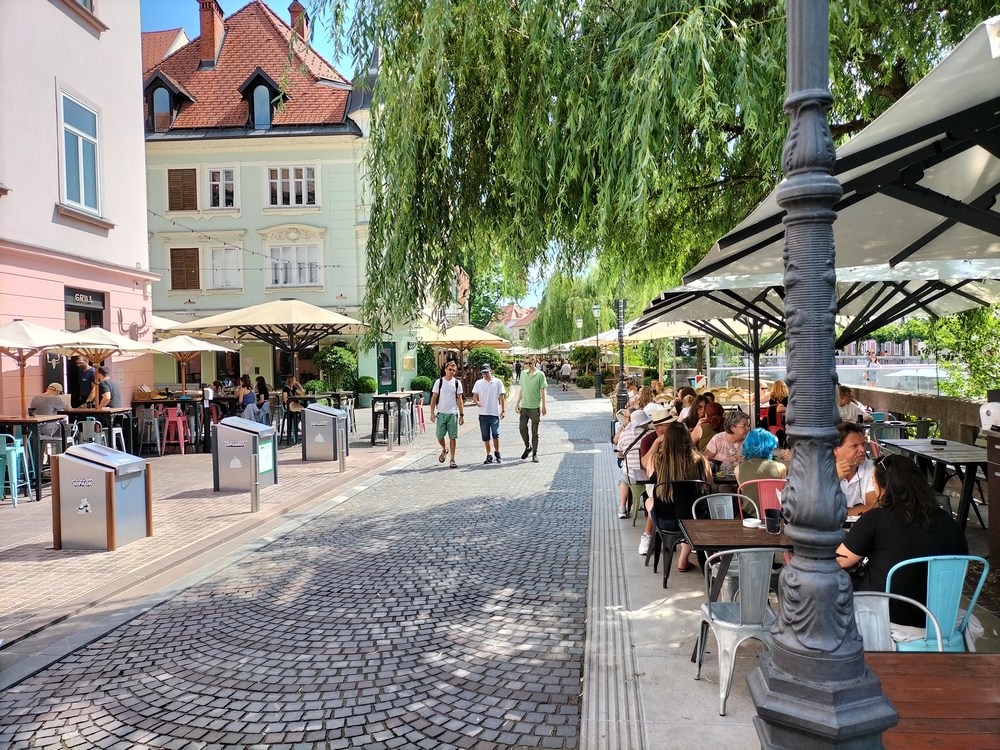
(514, 357, 547, 462)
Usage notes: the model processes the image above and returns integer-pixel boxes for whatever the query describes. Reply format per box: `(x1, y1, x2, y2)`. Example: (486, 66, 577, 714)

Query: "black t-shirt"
(844, 506, 968, 626)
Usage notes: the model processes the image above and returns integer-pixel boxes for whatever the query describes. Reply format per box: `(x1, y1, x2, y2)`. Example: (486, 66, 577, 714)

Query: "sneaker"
(638, 534, 652, 556)
(617, 507, 629, 519)
(484, 455, 493, 464)
(521, 447, 530, 460)
(494, 452, 501, 464)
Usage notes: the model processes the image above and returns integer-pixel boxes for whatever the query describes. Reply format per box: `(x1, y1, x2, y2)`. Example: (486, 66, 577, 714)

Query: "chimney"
(289, 1, 309, 41)
(198, 0, 225, 69)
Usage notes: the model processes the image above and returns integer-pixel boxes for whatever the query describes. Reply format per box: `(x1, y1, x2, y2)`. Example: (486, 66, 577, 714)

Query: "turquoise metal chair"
(869, 412, 887, 422)
(695, 547, 776, 715)
(1, 434, 32, 506)
(886, 555, 988, 652)
(853, 592, 943, 652)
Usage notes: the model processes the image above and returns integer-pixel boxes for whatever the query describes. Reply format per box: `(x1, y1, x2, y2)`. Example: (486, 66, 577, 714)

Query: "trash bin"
(52, 443, 151, 551)
(301, 403, 349, 469)
(212, 416, 277, 491)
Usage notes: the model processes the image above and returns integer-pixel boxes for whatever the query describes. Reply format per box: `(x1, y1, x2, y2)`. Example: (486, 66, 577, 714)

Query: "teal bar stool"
(1, 433, 33, 506)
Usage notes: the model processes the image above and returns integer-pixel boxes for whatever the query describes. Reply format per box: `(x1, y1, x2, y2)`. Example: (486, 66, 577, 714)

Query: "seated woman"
(703, 410, 750, 471)
(836, 455, 968, 627)
(639, 421, 711, 570)
(762, 379, 788, 447)
(236, 375, 255, 410)
(682, 394, 710, 433)
(691, 401, 724, 452)
(735, 428, 787, 517)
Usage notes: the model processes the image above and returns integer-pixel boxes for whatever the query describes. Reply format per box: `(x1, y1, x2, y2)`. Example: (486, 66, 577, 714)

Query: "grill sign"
(71, 478, 94, 487)
(224, 440, 248, 448)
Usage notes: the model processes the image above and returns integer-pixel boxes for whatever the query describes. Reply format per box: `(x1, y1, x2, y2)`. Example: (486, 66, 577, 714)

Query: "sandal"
(450, 461, 457, 468)
(677, 563, 694, 572)
(439, 449, 447, 463)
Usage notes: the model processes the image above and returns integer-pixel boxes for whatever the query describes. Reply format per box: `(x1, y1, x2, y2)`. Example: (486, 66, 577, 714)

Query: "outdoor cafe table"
(370, 392, 415, 445)
(59, 407, 135, 455)
(879, 438, 987, 530)
(866, 652, 1000, 749)
(0, 414, 68, 502)
(131, 399, 205, 452)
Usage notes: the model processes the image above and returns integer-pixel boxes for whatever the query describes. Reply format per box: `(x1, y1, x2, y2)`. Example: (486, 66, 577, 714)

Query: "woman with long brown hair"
(682, 394, 710, 431)
(639, 421, 712, 569)
(636, 386, 654, 411)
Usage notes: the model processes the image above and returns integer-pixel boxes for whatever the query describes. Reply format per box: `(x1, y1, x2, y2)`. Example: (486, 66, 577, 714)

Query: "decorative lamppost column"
(747, 2, 898, 747)
(616, 298, 628, 410)
(591, 303, 601, 398)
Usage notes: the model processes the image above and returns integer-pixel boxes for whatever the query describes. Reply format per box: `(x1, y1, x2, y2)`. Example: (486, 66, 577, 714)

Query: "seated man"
(838, 385, 872, 423)
(835, 421, 877, 513)
(31, 383, 67, 436)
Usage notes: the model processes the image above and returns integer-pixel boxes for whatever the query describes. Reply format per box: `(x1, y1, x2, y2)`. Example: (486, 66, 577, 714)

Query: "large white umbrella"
(422, 324, 512, 357)
(175, 298, 365, 380)
(59, 326, 154, 365)
(149, 335, 237, 394)
(0, 320, 81, 417)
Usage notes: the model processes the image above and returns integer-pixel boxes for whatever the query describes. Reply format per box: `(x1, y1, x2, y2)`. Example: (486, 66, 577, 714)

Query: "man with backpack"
(430, 361, 465, 468)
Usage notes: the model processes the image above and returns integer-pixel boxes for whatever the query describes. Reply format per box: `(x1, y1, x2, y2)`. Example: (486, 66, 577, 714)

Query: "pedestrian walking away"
(514, 360, 522, 384)
(472, 364, 506, 464)
(559, 359, 572, 391)
(514, 357, 547, 462)
(430, 361, 465, 467)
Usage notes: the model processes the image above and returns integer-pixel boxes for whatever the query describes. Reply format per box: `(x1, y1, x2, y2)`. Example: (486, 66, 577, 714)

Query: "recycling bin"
(52, 443, 151, 551)
(301, 403, 349, 469)
(212, 416, 277, 491)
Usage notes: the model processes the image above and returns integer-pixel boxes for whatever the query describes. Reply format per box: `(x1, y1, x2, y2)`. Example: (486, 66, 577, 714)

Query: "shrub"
(576, 374, 594, 389)
(569, 346, 597, 373)
(357, 376, 378, 394)
(410, 375, 434, 392)
(643, 368, 658, 378)
(312, 345, 358, 391)
(303, 379, 328, 394)
(468, 346, 512, 380)
(642, 376, 653, 387)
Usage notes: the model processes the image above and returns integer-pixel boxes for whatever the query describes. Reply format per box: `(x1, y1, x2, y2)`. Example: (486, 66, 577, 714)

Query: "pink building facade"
(0, 0, 156, 414)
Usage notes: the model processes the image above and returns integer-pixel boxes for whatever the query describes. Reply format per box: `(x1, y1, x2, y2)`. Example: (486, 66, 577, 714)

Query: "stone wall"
(844, 385, 983, 444)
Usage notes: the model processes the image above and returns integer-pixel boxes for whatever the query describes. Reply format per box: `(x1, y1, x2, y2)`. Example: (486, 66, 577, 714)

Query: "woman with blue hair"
(735, 428, 787, 515)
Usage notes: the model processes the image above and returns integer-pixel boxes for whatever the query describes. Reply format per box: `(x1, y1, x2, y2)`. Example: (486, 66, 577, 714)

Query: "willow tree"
(310, 0, 992, 339)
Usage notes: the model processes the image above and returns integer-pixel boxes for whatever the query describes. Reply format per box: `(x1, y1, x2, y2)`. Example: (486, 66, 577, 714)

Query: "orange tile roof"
(142, 28, 184, 72)
(143, 1, 351, 131)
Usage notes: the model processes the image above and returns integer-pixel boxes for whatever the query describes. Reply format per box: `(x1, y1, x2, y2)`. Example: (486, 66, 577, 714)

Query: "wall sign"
(65, 288, 106, 310)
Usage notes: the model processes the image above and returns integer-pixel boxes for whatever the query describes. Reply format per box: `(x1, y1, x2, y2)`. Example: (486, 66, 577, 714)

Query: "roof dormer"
(238, 67, 286, 131)
(143, 70, 197, 132)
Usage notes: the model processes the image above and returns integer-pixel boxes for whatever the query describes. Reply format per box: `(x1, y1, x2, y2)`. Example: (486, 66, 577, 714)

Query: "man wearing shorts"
(430, 361, 465, 467)
(472, 364, 506, 464)
(514, 357, 547, 462)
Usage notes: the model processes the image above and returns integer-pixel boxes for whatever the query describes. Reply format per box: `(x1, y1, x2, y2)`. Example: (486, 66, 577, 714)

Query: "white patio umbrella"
(149, 335, 237, 394)
(0, 320, 81, 417)
(59, 326, 155, 365)
(422, 324, 512, 359)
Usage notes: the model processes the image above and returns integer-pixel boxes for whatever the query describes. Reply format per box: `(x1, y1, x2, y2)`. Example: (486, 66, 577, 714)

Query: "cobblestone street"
(0, 392, 605, 750)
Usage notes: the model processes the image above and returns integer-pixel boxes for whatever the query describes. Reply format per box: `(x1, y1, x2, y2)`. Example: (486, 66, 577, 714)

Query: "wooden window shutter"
(170, 247, 200, 290)
(168, 169, 198, 211)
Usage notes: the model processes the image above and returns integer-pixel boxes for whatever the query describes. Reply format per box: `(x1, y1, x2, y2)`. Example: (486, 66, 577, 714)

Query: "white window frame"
(60, 91, 101, 215)
(209, 245, 242, 290)
(267, 244, 321, 288)
(264, 164, 320, 210)
(206, 165, 239, 211)
(161, 230, 246, 298)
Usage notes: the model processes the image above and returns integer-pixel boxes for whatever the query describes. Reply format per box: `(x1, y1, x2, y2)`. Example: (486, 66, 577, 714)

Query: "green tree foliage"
(926, 308, 1000, 399)
(313, 0, 990, 338)
(468, 267, 505, 329)
(870, 319, 931, 345)
(569, 345, 597, 374)
(311, 344, 358, 390)
(467, 345, 513, 380)
(529, 274, 604, 348)
(417, 343, 439, 380)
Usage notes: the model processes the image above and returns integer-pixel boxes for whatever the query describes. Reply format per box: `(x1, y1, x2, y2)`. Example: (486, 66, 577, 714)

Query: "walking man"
(430, 361, 464, 468)
(472, 364, 506, 464)
(514, 360, 522, 384)
(514, 357, 547, 462)
(559, 359, 572, 391)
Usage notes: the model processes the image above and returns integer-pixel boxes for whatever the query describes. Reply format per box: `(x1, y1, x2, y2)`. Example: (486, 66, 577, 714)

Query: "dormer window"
(143, 71, 196, 133)
(239, 67, 285, 132)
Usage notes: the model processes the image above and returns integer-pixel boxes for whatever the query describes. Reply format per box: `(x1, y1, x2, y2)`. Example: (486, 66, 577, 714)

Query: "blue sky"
(140, 0, 354, 76)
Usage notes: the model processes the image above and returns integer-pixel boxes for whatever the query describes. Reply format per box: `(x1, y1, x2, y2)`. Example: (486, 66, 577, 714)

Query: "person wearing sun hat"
(637, 408, 677, 503)
(616, 408, 652, 518)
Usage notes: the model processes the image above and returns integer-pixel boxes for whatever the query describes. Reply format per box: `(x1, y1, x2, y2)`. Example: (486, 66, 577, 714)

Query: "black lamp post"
(747, 2, 897, 747)
(615, 298, 627, 410)
(591, 303, 601, 398)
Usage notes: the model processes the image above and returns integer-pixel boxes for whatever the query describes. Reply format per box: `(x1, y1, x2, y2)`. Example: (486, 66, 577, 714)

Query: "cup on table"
(764, 508, 782, 534)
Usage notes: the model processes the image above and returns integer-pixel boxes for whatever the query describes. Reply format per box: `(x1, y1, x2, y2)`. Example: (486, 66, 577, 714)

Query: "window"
(269, 245, 320, 286)
(152, 87, 171, 131)
(168, 168, 197, 211)
(62, 95, 99, 212)
(267, 166, 316, 207)
(76, 0, 93, 9)
(209, 168, 235, 209)
(170, 248, 200, 290)
(253, 85, 271, 130)
(210, 246, 240, 288)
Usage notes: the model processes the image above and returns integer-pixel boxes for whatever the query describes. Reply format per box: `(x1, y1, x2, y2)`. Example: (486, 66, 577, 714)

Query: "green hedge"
(576, 374, 594, 389)
(410, 375, 434, 392)
(357, 376, 378, 394)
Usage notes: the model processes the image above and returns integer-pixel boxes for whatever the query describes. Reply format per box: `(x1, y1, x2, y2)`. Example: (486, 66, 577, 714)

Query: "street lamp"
(591, 303, 601, 398)
(615, 298, 627, 410)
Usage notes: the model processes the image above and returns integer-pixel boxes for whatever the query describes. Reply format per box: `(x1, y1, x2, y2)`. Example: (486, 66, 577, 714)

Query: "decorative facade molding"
(258, 224, 325, 243)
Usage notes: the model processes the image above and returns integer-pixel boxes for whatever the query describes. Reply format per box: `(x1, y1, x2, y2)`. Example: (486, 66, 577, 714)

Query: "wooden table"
(867, 652, 1000, 749)
(0, 414, 69, 502)
(879, 438, 987, 530)
(59, 407, 135, 455)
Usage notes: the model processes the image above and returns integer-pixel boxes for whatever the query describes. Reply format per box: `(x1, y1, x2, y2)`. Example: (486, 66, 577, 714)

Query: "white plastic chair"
(695, 547, 776, 715)
(852, 592, 943, 652)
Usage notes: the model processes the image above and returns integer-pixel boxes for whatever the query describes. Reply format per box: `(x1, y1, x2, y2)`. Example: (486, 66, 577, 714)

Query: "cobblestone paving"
(0, 393, 605, 750)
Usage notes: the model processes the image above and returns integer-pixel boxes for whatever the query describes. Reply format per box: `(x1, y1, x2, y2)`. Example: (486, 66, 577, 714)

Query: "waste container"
(212, 416, 277, 491)
(52, 443, 151, 551)
(301, 403, 349, 469)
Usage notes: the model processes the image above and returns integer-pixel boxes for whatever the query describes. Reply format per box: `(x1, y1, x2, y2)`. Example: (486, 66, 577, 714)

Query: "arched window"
(253, 85, 271, 130)
(152, 87, 171, 131)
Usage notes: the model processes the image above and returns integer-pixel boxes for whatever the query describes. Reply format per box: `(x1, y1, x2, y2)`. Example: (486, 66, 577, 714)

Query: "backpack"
(435, 377, 461, 398)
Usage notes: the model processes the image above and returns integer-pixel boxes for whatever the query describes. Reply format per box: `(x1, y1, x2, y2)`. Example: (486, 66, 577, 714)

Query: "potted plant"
(410, 375, 434, 404)
(357, 376, 378, 408)
(312, 345, 358, 392)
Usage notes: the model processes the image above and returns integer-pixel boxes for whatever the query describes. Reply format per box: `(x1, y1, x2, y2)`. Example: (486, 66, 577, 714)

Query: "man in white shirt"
(559, 359, 572, 391)
(430, 361, 465, 467)
(834, 421, 877, 513)
(838, 385, 872, 423)
(472, 364, 506, 464)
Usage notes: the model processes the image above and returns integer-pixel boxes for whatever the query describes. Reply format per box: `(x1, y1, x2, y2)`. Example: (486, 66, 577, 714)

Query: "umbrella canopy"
(150, 315, 181, 331)
(0, 321, 82, 417)
(174, 299, 366, 379)
(623, 320, 746, 343)
(422, 324, 512, 356)
(150, 335, 237, 393)
(59, 326, 154, 365)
